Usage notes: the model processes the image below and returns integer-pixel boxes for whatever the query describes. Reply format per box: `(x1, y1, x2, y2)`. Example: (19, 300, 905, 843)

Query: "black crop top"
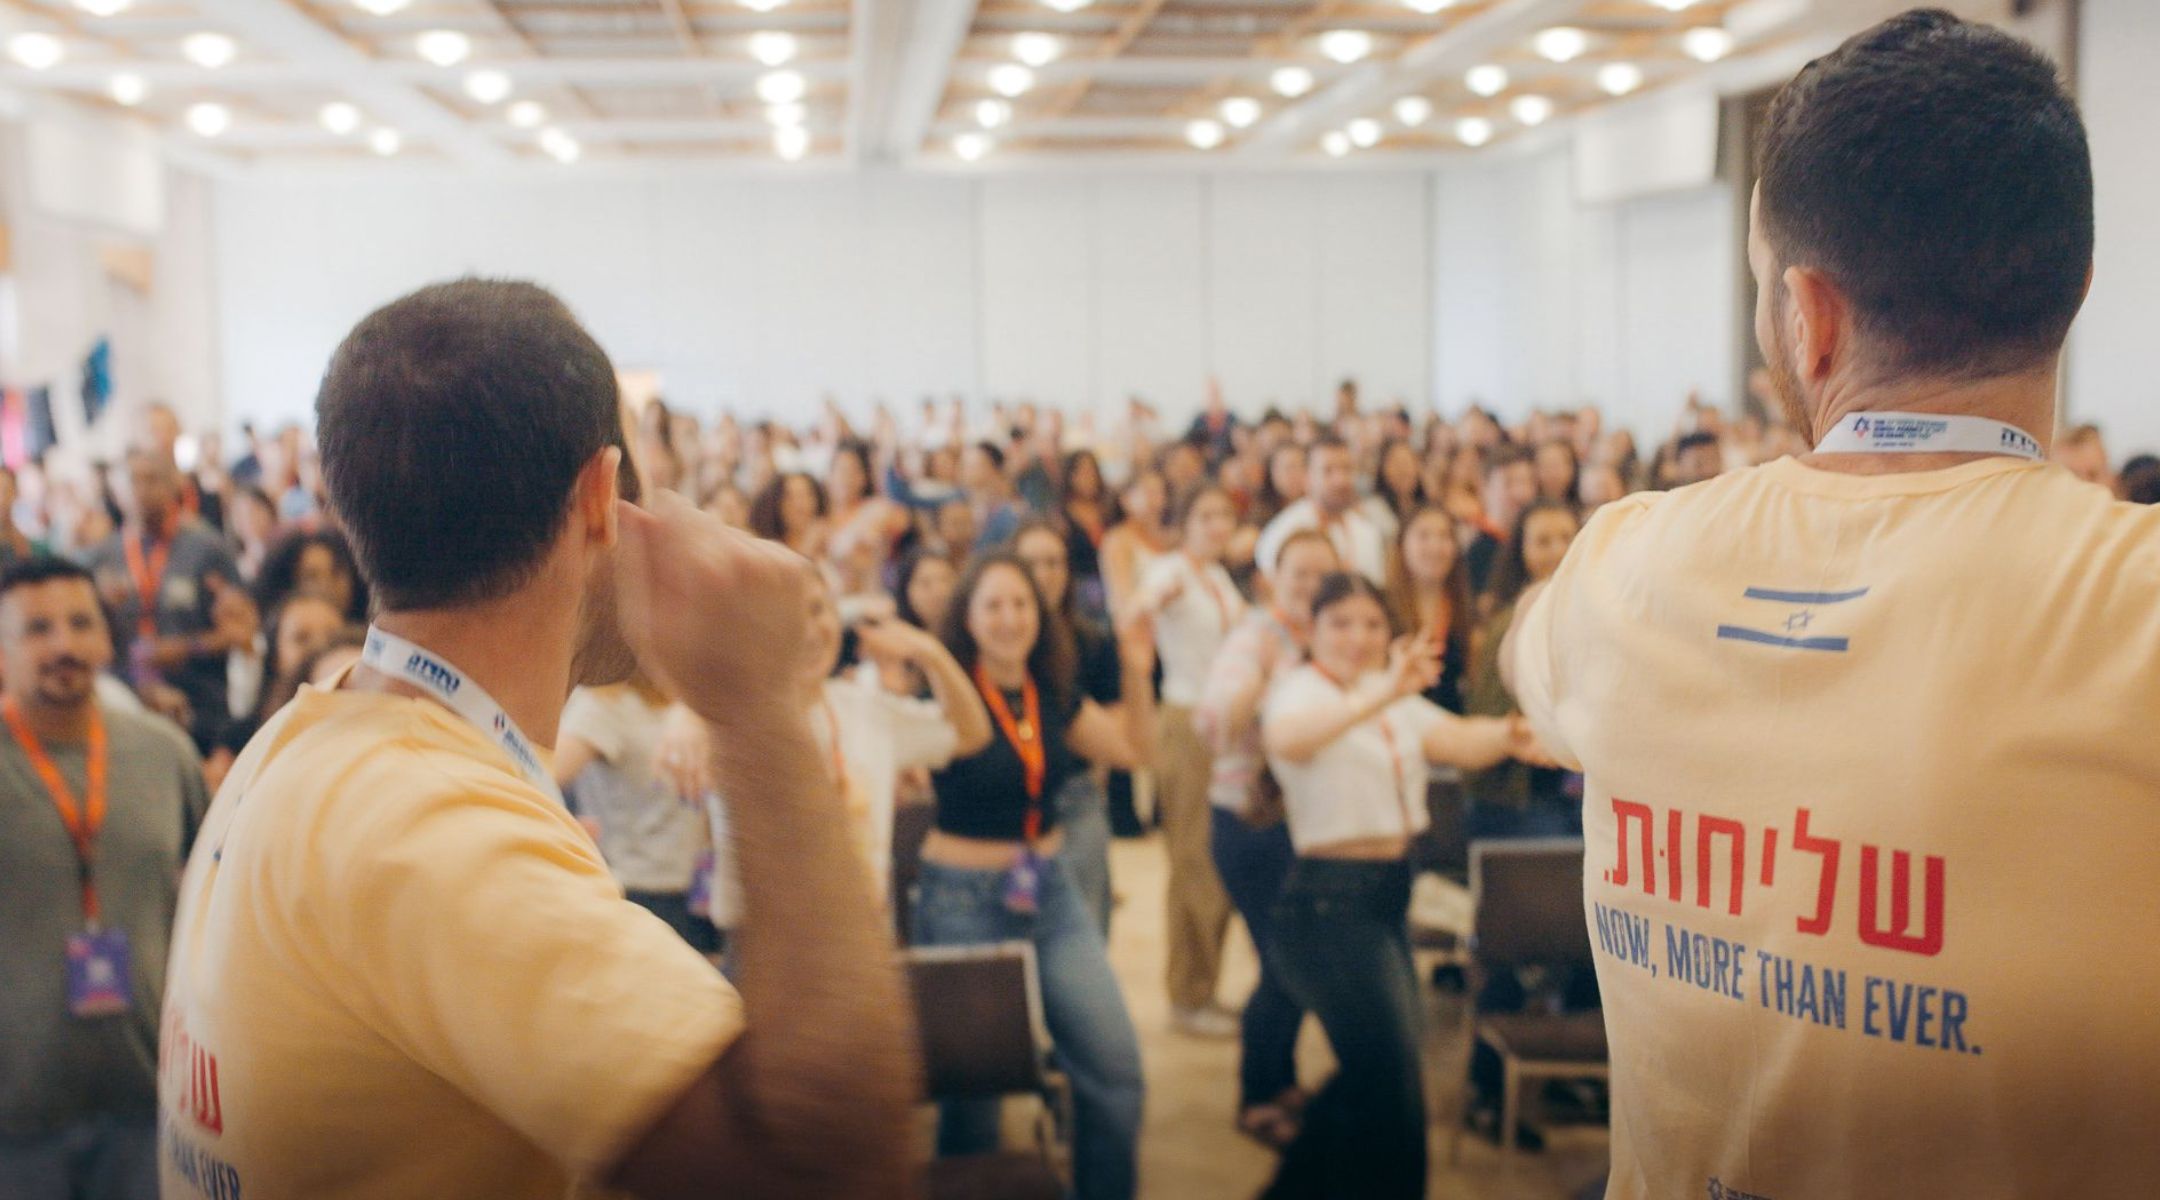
(931, 680, 1085, 840)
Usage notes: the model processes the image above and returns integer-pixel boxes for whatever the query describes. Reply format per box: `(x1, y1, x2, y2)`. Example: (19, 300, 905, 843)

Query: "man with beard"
(158, 280, 916, 1200)
(1504, 10, 2160, 1198)
(0, 557, 209, 1199)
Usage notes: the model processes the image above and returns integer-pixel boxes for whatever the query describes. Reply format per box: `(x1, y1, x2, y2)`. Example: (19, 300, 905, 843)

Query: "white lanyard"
(1816, 412, 2042, 461)
(361, 626, 563, 805)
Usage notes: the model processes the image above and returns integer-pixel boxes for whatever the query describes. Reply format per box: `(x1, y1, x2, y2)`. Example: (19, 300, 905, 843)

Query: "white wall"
(1432, 145, 1735, 435)
(2068, 0, 2160, 456)
(212, 168, 1433, 433)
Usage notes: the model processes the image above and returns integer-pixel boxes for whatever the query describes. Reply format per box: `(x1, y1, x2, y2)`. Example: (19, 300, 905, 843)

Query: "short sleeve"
(1195, 621, 1268, 739)
(1506, 580, 1568, 761)
(559, 689, 629, 765)
(1262, 667, 1330, 726)
(318, 759, 742, 1179)
(878, 689, 961, 772)
(1388, 694, 1449, 747)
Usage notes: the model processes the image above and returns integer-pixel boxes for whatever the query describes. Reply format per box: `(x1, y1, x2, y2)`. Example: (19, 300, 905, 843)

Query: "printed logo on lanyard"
(362, 626, 562, 806)
(1816, 413, 2043, 461)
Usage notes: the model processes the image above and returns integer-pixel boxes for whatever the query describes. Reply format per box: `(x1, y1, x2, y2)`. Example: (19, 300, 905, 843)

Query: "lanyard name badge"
(4, 698, 132, 1018)
(975, 664, 1047, 915)
(1815, 413, 2043, 461)
(361, 627, 565, 807)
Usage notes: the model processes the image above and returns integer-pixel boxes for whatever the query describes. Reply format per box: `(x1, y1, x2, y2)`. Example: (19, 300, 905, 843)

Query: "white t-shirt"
(1509, 455, 2160, 1198)
(560, 686, 708, 894)
(1263, 665, 1446, 854)
(1141, 553, 1245, 708)
(1255, 497, 1389, 583)
(705, 671, 959, 926)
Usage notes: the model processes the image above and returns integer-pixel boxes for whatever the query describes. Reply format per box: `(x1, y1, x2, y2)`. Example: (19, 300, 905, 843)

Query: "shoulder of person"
(1263, 664, 1330, 714)
(102, 702, 205, 772)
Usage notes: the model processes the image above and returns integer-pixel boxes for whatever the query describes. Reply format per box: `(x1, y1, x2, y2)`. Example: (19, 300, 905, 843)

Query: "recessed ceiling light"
(1534, 26, 1588, 62)
(1043, 0, 1090, 10)
(749, 31, 796, 66)
(1186, 118, 1224, 150)
(182, 32, 237, 69)
(1321, 130, 1350, 157)
(1465, 64, 1507, 97)
(320, 101, 362, 134)
(353, 0, 409, 15)
(1318, 29, 1373, 64)
(1392, 95, 1432, 127)
(1402, 0, 1456, 11)
(767, 101, 806, 126)
(8, 32, 65, 71)
(540, 127, 579, 162)
(464, 69, 512, 104)
(1652, 0, 1700, 10)
(1683, 27, 1734, 62)
(507, 100, 547, 128)
(109, 72, 147, 105)
(740, 0, 785, 11)
(1270, 66, 1314, 98)
(756, 69, 806, 104)
(416, 30, 471, 67)
(774, 125, 809, 160)
(1455, 116, 1493, 146)
(1597, 62, 1644, 95)
(1510, 94, 1553, 126)
(1012, 32, 1060, 67)
(74, 0, 131, 17)
(975, 98, 1012, 129)
(1220, 97, 1260, 128)
(185, 101, 230, 137)
(987, 63, 1035, 97)
(954, 132, 990, 162)
(1347, 117, 1382, 148)
(370, 127, 402, 155)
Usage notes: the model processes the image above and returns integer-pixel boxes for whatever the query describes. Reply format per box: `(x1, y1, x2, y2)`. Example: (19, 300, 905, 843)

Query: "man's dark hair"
(0, 556, 96, 602)
(1757, 9, 2091, 379)
(973, 441, 1006, 473)
(1676, 431, 1723, 458)
(1308, 434, 1351, 459)
(2121, 455, 2160, 506)
(315, 279, 635, 611)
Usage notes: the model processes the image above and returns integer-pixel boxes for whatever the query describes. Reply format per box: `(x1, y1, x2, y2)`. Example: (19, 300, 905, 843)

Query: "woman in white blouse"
(1260, 571, 1546, 1198)
(1134, 482, 1246, 1036)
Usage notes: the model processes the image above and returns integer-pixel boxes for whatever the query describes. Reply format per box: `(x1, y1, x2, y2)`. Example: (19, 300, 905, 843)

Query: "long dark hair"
(1254, 443, 1303, 526)
(893, 546, 956, 631)
(1011, 517, 1083, 630)
(827, 440, 875, 507)
(939, 551, 1078, 716)
(1310, 570, 1394, 631)
(1484, 498, 1579, 615)
(254, 528, 369, 622)
(1059, 449, 1113, 512)
(1373, 436, 1427, 522)
(748, 472, 828, 543)
(1384, 504, 1474, 668)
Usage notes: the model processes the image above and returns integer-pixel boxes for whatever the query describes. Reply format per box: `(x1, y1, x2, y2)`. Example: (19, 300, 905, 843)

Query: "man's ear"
(578, 447, 625, 547)
(1782, 265, 1850, 387)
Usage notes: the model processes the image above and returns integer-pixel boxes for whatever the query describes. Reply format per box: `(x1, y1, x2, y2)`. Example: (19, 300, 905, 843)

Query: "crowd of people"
(4, 346, 2148, 1199)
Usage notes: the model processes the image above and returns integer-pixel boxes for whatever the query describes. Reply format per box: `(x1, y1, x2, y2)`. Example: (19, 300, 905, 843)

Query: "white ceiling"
(0, 0, 1894, 172)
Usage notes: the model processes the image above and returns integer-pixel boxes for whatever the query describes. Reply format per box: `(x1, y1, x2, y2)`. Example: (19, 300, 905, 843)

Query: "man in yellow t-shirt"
(1507, 11, 2160, 1198)
(159, 280, 918, 1199)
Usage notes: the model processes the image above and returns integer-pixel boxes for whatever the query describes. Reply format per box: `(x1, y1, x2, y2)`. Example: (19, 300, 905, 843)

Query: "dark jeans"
(1209, 807, 1304, 1110)
(912, 857, 1144, 1200)
(627, 888, 721, 954)
(1056, 773, 1114, 937)
(1266, 858, 1426, 1200)
(0, 1114, 156, 1200)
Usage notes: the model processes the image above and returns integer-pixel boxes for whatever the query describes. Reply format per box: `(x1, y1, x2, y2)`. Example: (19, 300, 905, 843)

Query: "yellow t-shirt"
(158, 683, 743, 1200)
(1511, 456, 2160, 1198)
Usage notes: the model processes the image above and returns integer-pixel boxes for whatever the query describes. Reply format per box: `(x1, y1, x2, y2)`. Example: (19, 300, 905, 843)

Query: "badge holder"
(1002, 849, 1042, 915)
(66, 925, 133, 1018)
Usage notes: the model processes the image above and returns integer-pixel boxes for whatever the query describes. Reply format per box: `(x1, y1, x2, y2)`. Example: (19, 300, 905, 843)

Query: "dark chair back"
(891, 799, 937, 940)
(906, 942, 1048, 1100)
(1469, 838, 1591, 970)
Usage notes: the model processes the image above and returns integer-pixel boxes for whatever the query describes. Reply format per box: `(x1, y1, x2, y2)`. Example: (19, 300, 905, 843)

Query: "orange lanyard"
(973, 663, 1046, 840)
(817, 697, 849, 794)
(1311, 664, 1414, 835)
(4, 697, 110, 924)
(123, 532, 171, 640)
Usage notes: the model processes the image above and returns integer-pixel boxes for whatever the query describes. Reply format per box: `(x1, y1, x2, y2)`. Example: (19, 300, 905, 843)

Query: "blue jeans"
(1209, 807, 1305, 1110)
(1266, 859, 1426, 1200)
(1055, 773, 1114, 938)
(0, 1114, 156, 1200)
(912, 856, 1144, 1200)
